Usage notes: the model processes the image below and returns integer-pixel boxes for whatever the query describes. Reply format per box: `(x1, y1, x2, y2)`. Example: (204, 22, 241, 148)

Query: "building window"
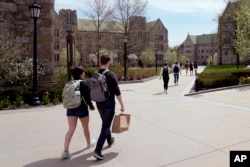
(54, 41, 60, 50)
(54, 54, 60, 62)
(224, 49, 229, 55)
(54, 29, 59, 36)
(155, 34, 163, 41)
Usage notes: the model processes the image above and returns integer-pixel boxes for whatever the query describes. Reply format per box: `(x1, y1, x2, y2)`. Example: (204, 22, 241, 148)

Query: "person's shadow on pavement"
(23, 148, 119, 167)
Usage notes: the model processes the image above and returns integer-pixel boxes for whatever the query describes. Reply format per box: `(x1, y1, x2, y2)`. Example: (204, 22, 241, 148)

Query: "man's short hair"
(100, 55, 111, 65)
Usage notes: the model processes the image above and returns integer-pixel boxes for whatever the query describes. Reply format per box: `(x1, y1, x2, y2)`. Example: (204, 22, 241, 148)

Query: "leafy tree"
(165, 49, 176, 65)
(141, 49, 154, 67)
(234, 0, 250, 63)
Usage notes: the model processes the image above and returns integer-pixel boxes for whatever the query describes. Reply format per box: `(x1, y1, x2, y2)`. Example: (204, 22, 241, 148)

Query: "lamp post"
(123, 36, 128, 81)
(155, 47, 158, 75)
(29, 1, 41, 106)
(66, 30, 75, 81)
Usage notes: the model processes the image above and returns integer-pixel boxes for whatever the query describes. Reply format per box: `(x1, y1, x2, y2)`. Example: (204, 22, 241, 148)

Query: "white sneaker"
(61, 151, 71, 159)
(87, 138, 96, 149)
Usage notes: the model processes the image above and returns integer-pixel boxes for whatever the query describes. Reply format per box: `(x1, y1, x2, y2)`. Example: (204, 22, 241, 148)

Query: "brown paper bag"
(112, 114, 130, 133)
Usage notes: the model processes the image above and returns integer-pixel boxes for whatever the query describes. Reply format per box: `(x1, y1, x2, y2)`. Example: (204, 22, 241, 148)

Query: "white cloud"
(148, 0, 227, 13)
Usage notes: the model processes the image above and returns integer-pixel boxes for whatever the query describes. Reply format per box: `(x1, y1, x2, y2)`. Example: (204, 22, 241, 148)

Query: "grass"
(204, 64, 246, 72)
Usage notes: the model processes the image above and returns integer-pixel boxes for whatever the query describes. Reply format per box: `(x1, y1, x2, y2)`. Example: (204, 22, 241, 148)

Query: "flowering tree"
(0, 32, 45, 85)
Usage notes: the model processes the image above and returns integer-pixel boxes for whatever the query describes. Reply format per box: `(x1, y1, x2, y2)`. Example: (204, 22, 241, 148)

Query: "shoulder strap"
(101, 69, 109, 75)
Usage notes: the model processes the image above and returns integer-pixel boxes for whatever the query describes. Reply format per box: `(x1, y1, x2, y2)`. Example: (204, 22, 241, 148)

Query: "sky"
(54, 0, 228, 47)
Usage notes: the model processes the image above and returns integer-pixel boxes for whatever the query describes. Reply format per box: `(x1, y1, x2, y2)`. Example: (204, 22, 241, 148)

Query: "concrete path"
(1, 67, 250, 167)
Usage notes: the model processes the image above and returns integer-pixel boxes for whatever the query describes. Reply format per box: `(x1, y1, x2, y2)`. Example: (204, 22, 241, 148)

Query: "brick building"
(0, 0, 168, 82)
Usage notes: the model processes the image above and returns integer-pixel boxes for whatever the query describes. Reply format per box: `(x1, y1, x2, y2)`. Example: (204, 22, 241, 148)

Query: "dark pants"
(163, 76, 169, 90)
(174, 73, 179, 84)
(95, 99, 115, 153)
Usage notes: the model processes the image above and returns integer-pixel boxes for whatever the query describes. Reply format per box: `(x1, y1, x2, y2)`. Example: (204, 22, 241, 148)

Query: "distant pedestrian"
(159, 63, 170, 94)
(189, 62, 193, 76)
(194, 61, 198, 74)
(61, 66, 96, 159)
(179, 63, 182, 75)
(185, 61, 189, 75)
(93, 55, 125, 160)
(173, 62, 180, 86)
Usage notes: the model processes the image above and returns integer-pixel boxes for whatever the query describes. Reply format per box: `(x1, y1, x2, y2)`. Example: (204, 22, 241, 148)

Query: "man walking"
(173, 62, 180, 85)
(93, 55, 125, 160)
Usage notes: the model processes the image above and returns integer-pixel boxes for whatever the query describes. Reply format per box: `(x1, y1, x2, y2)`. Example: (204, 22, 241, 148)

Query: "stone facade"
(0, 0, 55, 82)
(181, 33, 217, 65)
(218, 0, 239, 64)
(0, 1, 168, 82)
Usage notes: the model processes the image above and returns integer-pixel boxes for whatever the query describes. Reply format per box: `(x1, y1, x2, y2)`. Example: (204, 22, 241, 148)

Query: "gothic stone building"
(0, 0, 168, 82)
(75, 17, 168, 66)
(181, 33, 217, 65)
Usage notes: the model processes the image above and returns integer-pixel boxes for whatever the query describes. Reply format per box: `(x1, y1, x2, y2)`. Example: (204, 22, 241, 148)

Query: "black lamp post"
(123, 36, 128, 81)
(155, 47, 158, 75)
(29, 1, 41, 106)
(66, 30, 75, 81)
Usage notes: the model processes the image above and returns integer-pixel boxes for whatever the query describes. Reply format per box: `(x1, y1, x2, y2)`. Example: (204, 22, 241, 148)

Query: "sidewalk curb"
(118, 76, 158, 84)
(185, 84, 250, 96)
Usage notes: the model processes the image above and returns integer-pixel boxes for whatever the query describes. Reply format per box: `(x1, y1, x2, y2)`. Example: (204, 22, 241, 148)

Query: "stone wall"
(0, 0, 55, 82)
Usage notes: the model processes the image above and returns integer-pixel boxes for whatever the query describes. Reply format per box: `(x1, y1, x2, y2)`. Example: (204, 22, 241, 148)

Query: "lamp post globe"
(29, 1, 42, 106)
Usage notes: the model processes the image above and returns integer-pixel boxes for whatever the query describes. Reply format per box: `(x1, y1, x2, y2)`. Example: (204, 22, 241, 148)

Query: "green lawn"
(204, 64, 246, 72)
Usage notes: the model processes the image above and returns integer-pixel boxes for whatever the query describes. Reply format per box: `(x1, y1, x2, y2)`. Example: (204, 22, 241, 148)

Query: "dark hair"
(100, 55, 111, 65)
(164, 63, 168, 66)
(70, 66, 84, 80)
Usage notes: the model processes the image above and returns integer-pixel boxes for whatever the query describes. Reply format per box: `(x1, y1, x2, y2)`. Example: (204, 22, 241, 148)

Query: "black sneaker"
(108, 137, 115, 147)
(94, 152, 104, 160)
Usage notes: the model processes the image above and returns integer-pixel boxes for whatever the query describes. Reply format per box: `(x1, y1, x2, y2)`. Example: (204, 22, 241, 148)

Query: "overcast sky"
(54, 0, 228, 47)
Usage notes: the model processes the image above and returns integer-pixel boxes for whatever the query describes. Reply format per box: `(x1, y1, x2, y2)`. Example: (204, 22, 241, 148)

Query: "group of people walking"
(61, 55, 125, 160)
(159, 62, 180, 94)
(61, 55, 198, 161)
(159, 61, 198, 94)
(185, 61, 198, 76)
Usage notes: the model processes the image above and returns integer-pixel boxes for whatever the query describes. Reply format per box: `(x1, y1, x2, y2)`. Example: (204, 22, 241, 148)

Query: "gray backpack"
(62, 80, 82, 109)
(90, 70, 110, 102)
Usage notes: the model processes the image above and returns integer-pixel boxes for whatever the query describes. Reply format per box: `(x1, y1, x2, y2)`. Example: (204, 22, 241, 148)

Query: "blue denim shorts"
(67, 107, 89, 118)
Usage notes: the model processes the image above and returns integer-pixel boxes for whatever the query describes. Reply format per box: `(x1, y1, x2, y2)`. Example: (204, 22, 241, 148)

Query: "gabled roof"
(146, 19, 167, 32)
(146, 20, 157, 31)
(189, 35, 197, 44)
(186, 33, 217, 45)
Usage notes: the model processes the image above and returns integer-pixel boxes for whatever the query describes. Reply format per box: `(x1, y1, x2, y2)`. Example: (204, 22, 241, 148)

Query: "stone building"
(0, 0, 168, 82)
(75, 17, 168, 67)
(0, 0, 57, 82)
(181, 33, 217, 65)
(218, 0, 239, 65)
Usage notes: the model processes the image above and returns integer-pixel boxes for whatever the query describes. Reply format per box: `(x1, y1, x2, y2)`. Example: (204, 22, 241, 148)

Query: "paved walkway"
(1, 67, 250, 167)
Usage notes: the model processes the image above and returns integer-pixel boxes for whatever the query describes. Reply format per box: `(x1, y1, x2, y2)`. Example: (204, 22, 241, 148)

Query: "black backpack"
(162, 67, 168, 76)
(173, 66, 179, 73)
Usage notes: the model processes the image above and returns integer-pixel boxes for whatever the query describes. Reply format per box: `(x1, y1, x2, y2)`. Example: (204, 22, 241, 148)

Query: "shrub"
(42, 92, 50, 105)
(195, 68, 250, 91)
(14, 95, 23, 107)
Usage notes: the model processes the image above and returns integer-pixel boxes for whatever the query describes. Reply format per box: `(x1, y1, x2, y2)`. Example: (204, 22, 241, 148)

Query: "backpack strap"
(74, 79, 88, 106)
(98, 69, 109, 75)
